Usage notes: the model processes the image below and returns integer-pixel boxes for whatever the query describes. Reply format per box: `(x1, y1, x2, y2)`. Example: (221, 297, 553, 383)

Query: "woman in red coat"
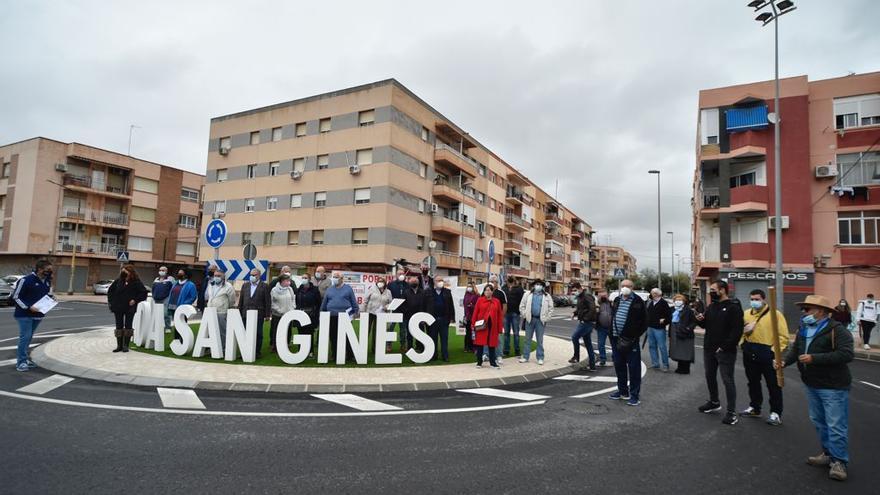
(471, 284, 503, 368)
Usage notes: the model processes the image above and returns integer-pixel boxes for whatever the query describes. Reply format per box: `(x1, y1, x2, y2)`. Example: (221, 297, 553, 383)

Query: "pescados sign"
(131, 301, 437, 365)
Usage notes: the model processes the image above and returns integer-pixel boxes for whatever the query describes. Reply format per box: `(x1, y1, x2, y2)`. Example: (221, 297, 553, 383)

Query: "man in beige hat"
(778, 294, 854, 482)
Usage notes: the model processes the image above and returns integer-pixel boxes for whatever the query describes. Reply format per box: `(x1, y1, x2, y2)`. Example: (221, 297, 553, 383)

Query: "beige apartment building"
(588, 245, 638, 291)
(202, 79, 592, 290)
(0, 137, 204, 290)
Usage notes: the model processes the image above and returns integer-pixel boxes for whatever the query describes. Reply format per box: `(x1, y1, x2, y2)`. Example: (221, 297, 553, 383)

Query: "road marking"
(0, 327, 111, 343)
(457, 388, 550, 401)
(0, 343, 39, 351)
(41, 314, 95, 320)
(859, 381, 880, 391)
(16, 374, 74, 395)
(1, 358, 17, 366)
(311, 394, 402, 411)
(0, 389, 545, 417)
(569, 361, 648, 399)
(554, 374, 618, 382)
(157, 388, 206, 409)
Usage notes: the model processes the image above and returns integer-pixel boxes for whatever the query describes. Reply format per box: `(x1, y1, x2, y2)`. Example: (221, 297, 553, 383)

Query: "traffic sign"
(209, 259, 269, 281)
(116, 251, 130, 263)
(421, 255, 437, 274)
(613, 268, 626, 279)
(205, 219, 227, 249)
(243, 243, 257, 260)
(488, 240, 495, 262)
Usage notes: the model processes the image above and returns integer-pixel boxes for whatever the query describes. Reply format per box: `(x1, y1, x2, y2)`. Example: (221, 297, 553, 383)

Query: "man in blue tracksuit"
(13, 259, 54, 372)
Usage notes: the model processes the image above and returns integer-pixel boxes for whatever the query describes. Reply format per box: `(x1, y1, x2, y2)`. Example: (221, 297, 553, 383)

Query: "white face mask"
(436, 281, 445, 289)
(620, 287, 632, 296)
(674, 300, 684, 309)
(250, 275, 259, 283)
(158, 271, 167, 277)
(213, 276, 223, 285)
(377, 282, 385, 289)
(397, 275, 405, 281)
(572, 291, 580, 297)
(534, 285, 544, 293)
(331, 276, 340, 285)
(466, 287, 474, 293)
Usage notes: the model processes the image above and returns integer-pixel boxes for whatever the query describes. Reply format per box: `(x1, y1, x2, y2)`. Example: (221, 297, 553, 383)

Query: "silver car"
(93, 280, 114, 295)
(0, 275, 24, 305)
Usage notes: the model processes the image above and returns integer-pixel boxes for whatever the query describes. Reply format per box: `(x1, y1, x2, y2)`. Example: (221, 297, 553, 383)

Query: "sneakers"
(609, 391, 630, 400)
(496, 356, 503, 365)
(587, 365, 597, 372)
(537, 359, 544, 365)
(490, 364, 501, 370)
(599, 360, 607, 367)
(740, 406, 761, 418)
(766, 412, 782, 426)
(864, 344, 871, 350)
(698, 401, 722, 414)
(568, 357, 578, 364)
(483, 354, 489, 362)
(828, 460, 848, 481)
(475, 363, 483, 369)
(518, 357, 528, 363)
(26, 359, 37, 369)
(722, 411, 739, 425)
(16, 362, 29, 372)
(626, 397, 641, 406)
(807, 452, 831, 467)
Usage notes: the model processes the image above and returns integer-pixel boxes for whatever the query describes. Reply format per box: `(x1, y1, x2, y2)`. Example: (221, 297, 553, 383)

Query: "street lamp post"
(667, 231, 675, 295)
(458, 175, 472, 279)
(47, 179, 80, 295)
(748, 0, 796, 310)
(648, 170, 661, 294)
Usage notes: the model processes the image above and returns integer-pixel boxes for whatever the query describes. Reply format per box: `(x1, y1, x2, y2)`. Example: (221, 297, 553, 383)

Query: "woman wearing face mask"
(168, 269, 198, 341)
(668, 294, 697, 374)
(471, 284, 503, 368)
(518, 279, 554, 365)
(269, 274, 297, 354)
(205, 270, 236, 347)
(364, 279, 393, 355)
(832, 299, 852, 327)
(463, 282, 479, 353)
(107, 264, 147, 353)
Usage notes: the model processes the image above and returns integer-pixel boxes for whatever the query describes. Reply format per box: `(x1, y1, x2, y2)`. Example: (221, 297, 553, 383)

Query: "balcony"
(56, 241, 125, 258)
(545, 231, 565, 244)
(731, 242, 770, 262)
(505, 213, 528, 231)
(62, 173, 131, 198)
(504, 235, 524, 253)
(60, 207, 129, 227)
(546, 271, 562, 282)
(435, 250, 475, 271)
(434, 143, 479, 176)
(432, 212, 476, 237)
(730, 185, 768, 210)
(702, 187, 721, 209)
(545, 251, 565, 263)
(505, 190, 525, 206)
(504, 264, 529, 277)
(545, 211, 562, 227)
(432, 176, 477, 206)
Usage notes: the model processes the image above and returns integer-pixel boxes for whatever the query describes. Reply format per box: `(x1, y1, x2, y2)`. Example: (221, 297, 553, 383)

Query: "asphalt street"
(1, 305, 879, 493)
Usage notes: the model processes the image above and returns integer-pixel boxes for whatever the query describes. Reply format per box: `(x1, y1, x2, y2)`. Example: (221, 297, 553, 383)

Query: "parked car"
(608, 290, 650, 302)
(552, 295, 571, 307)
(93, 280, 114, 295)
(0, 275, 25, 305)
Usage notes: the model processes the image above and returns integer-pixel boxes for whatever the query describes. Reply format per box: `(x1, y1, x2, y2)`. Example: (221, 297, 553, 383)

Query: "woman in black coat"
(669, 294, 698, 374)
(294, 275, 323, 357)
(107, 263, 148, 353)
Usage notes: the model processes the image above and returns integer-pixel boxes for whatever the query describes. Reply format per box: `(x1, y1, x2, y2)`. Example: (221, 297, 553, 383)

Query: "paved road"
(1, 308, 879, 493)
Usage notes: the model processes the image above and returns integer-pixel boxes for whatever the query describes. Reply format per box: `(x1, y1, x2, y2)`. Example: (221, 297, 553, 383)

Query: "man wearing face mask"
(610, 279, 647, 406)
(295, 272, 322, 357)
(205, 269, 236, 346)
(13, 259, 54, 372)
(387, 269, 409, 350)
(320, 270, 359, 361)
(595, 290, 613, 366)
(423, 278, 455, 361)
(238, 268, 271, 358)
(270, 274, 297, 354)
(197, 264, 218, 313)
(401, 275, 424, 352)
(151, 266, 174, 331)
(740, 289, 789, 425)
(519, 279, 554, 365)
(645, 288, 672, 371)
(364, 278, 393, 354)
(269, 265, 295, 290)
(168, 269, 197, 339)
(419, 263, 434, 291)
(696, 280, 744, 425)
(779, 295, 854, 482)
(314, 266, 331, 299)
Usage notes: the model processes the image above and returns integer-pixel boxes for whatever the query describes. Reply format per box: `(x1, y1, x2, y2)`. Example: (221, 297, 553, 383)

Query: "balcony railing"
(545, 251, 565, 262)
(505, 213, 528, 228)
(546, 271, 562, 282)
(546, 211, 562, 224)
(703, 187, 720, 209)
(504, 264, 529, 277)
(434, 250, 475, 271)
(56, 241, 125, 256)
(433, 175, 477, 200)
(435, 142, 480, 172)
(545, 231, 565, 244)
(505, 190, 525, 203)
(63, 173, 130, 195)
(504, 236, 524, 252)
(61, 206, 128, 225)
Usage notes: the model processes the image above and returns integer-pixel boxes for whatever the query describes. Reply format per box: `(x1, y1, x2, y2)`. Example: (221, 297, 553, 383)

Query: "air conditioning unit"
(767, 216, 790, 229)
(219, 146, 230, 155)
(290, 170, 303, 180)
(55, 163, 68, 172)
(430, 203, 439, 213)
(349, 164, 361, 175)
(815, 165, 838, 178)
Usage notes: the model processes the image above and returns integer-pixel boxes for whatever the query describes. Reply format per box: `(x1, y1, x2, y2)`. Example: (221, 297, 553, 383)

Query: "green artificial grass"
(131, 320, 535, 368)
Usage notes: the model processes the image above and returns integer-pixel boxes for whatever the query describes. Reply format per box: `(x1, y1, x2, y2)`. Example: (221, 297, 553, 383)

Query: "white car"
(608, 290, 650, 302)
(93, 280, 114, 295)
(0, 275, 25, 305)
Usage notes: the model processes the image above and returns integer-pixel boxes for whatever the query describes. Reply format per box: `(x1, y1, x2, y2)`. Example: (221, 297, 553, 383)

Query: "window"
(421, 127, 429, 141)
(130, 206, 155, 223)
(476, 249, 484, 263)
(315, 192, 327, 208)
(247, 164, 256, 179)
(217, 169, 228, 182)
(478, 164, 487, 177)
(128, 236, 153, 252)
(271, 127, 282, 142)
(269, 161, 279, 176)
(250, 131, 260, 145)
(293, 158, 305, 173)
(838, 152, 880, 187)
(729, 172, 756, 188)
(181, 188, 199, 202)
(179, 214, 197, 229)
(0, 194, 5, 211)
(700, 108, 720, 145)
(176, 242, 195, 257)
(358, 110, 375, 126)
(417, 235, 425, 251)
(214, 200, 226, 214)
(356, 149, 372, 166)
(354, 188, 371, 205)
(133, 177, 158, 194)
(730, 218, 767, 243)
(419, 162, 428, 178)
(219, 136, 231, 149)
(489, 198, 496, 209)
(838, 210, 880, 245)
(319, 118, 331, 133)
(288, 231, 299, 245)
(312, 230, 324, 245)
(263, 232, 274, 245)
(295, 122, 307, 137)
(418, 199, 426, 213)
(317, 155, 329, 170)
(837, 113, 858, 129)
(834, 94, 880, 130)
(290, 194, 302, 208)
(266, 196, 278, 211)
(245, 198, 255, 212)
(1, 162, 9, 178)
(352, 228, 369, 245)
(241, 232, 252, 245)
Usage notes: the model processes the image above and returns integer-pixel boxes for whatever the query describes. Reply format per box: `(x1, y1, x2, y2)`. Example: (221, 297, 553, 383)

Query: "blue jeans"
(611, 335, 642, 400)
(571, 321, 595, 366)
(647, 327, 669, 369)
(503, 313, 521, 354)
(805, 386, 849, 464)
(595, 326, 609, 362)
(523, 318, 545, 361)
(16, 317, 42, 365)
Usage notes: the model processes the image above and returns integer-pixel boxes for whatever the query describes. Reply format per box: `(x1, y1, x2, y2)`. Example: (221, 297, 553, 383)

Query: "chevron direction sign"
(207, 259, 269, 281)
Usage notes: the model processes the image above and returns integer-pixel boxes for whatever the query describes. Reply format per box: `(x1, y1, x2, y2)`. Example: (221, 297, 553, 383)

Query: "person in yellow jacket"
(740, 288, 789, 425)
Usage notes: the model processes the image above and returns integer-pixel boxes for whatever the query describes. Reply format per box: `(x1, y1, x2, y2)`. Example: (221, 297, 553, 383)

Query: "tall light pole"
(667, 231, 675, 295)
(128, 124, 141, 156)
(47, 179, 80, 294)
(648, 170, 661, 294)
(458, 175, 472, 279)
(748, 0, 796, 310)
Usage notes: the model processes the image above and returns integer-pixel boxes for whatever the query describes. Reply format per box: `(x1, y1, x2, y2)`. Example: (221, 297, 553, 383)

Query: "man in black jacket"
(423, 278, 455, 361)
(610, 279, 647, 406)
(502, 277, 525, 357)
(238, 268, 272, 359)
(402, 275, 424, 352)
(569, 282, 598, 369)
(646, 288, 672, 371)
(696, 280, 744, 425)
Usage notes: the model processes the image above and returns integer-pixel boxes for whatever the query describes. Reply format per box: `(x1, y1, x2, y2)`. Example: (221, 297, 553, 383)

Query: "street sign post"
(116, 251, 130, 263)
(613, 268, 626, 280)
(243, 243, 257, 261)
(208, 259, 269, 281)
(488, 240, 495, 279)
(205, 219, 227, 260)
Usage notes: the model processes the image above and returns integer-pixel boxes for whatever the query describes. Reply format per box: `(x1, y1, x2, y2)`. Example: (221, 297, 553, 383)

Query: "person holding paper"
(107, 264, 148, 353)
(13, 259, 54, 372)
(471, 284, 503, 369)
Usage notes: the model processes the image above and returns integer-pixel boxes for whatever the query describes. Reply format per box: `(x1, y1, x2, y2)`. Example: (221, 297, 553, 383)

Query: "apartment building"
(588, 245, 638, 291)
(202, 79, 592, 289)
(692, 71, 880, 325)
(0, 137, 204, 290)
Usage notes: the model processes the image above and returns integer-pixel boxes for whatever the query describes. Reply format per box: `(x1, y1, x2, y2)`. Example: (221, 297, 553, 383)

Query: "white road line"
(569, 361, 648, 399)
(0, 389, 545, 417)
(554, 374, 618, 382)
(859, 380, 880, 391)
(457, 388, 550, 401)
(311, 393, 402, 411)
(157, 388, 206, 410)
(0, 343, 39, 351)
(0, 327, 111, 343)
(1, 358, 17, 366)
(16, 374, 74, 395)
(40, 314, 95, 320)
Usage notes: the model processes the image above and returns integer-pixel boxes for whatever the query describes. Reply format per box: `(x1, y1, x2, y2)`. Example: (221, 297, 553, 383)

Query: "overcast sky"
(2, 0, 878, 273)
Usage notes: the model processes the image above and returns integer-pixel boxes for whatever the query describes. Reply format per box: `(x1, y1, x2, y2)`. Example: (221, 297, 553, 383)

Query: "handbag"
(617, 335, 635, 353)
(473, 319, 487, 332)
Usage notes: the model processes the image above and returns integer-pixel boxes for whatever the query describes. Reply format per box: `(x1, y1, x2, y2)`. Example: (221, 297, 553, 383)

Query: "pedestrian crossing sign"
(613, 268, 626, 279)
(116, 250, 130, 263)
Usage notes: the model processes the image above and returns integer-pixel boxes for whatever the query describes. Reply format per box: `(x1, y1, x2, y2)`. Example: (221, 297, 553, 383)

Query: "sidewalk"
(693, 327, 880, 362)
(54, 293, 108, 304)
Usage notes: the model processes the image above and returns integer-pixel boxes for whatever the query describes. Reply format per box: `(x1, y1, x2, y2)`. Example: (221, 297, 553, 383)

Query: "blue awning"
(725, 105, 768, 132)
